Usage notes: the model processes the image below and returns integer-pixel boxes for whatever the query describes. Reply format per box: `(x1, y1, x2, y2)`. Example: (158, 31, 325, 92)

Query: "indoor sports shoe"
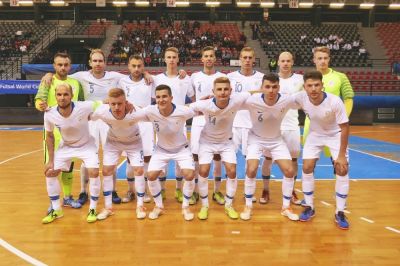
(299, 206, 315, 222)
(259, 189, 270, 204)
(182, 207, 194, 221)
(122, 191, 135, 203)
(291, 191, 302, 205)
(143, 192, 151, 203)
(136, 206, 147, 219)
(148, 206, 164, 220)
(175, 189, 183, 203)
(42, 209, 63, 224)
(63, 196, 82, 209)
(225, 205, 239, 219)
(78, 192, 88, 205)
(189, 193, 198, 205)
(240, 206, 252, 221)
(281, 207, 300, 221)
(197, 206, 209, 220)
(97, 208, 114, 220)
(212, 191, 225, 205)
(112, 191, 122, 204)
(335, 211, 349, 230)
(87, 209, 97, 223)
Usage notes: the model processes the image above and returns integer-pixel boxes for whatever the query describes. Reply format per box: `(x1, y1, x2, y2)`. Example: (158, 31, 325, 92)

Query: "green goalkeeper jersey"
(322, 68, 354, 100)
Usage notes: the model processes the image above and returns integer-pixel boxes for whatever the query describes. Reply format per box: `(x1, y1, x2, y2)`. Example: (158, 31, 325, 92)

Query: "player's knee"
(246, 167, 257, 178)
(147, 172, 159, 181)
(88, 168, 99, 177)
(183, 170, 195, 181)
(302, 164, 314, 174)
(283, 167, 295, 178)
(133, 167, 144, 176)
(199, 168, 209, 178)
(102, 166, 114, 176)
(226, 168, 236, 179)
(45, 169, 60, 177)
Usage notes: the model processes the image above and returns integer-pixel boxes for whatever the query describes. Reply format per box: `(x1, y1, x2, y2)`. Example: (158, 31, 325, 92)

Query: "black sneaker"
(112, 191, 122, 204)
(78, 192, 88, 205)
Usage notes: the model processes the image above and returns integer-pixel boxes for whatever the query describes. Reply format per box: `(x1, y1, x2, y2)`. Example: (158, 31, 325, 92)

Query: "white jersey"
(279, 73, 303, 130)
(118, 76, 153, 108)
(90, 104, 141, 143)
(154, 73, 194, 105)
(294, 91, 349, 136)
(132, 104, 195, 152)
(70, 71, 126, 101)
(44, 101, 94, 147)
(244, 93, 299, 140)
(227, 70, 264, 128)
(190, 92, 250, 143)
(191, 71, 226, 126)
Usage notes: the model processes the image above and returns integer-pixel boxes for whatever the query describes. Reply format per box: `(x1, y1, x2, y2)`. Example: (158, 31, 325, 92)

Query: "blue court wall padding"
(0, 80, 40, 94)
(21, 64, 84, 75)
(353, 96, 400, 108)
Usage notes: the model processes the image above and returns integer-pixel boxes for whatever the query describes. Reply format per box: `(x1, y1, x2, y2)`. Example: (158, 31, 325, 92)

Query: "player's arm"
(143, 72, 154, 85)
(45, 130, 55, 174)
(77, 82, 85, 101)
(40, 72, 54, 87)
(339, 73, 354, 116)
(335, 122, 349, 176)
(344, 99, 353, 117)
(178, 69, 187, 79)
(34, 82, 50, 111)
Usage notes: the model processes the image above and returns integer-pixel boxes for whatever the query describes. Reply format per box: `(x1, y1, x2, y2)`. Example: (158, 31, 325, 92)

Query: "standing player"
(190, 46, 226, 205)
(153, 47, 195, 203)
(118, 55, 154, 204)
(295, 71, 350, 230)
(131, 85, 197, 221)
(240, 73, 299, 221)
(42, 84, 100, 224)
(35, 52, 84, 210)
(91, 88, 146, 220)
(259, 52, 303, 205)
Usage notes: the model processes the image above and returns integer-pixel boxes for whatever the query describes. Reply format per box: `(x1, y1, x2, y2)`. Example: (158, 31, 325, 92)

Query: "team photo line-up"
(35, 45, 352, 230)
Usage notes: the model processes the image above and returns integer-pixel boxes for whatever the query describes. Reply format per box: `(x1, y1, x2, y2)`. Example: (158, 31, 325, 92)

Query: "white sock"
(335, 174, 349, 213)
(282, 176, 295, 209)
(198, 175, 209, 207)
(225, 177, 237, 206)
(80, 164, 89, 193)
(302, 171, 315, 209)
(182, 179, 195, 208)
(89, 177, 100, 210)
(135, 174, 145, 206)
(46, 177, 61, 210)
(244, 176, 256, 207)
(103, 175, 113, 209)
(148, 179, 163, 208)
(262, 159, 272, 190)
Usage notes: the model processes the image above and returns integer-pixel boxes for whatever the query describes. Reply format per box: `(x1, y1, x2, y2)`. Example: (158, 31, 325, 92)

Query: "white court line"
(343, 210, 351, 214)
(320, 201, 331, 206)
(295, 188, 302, 193)
(385, 227, 400, 234)
(349, 148, 400, 164)
(351, 179, 358, 182)
(0, 149, 42, 165)
(0, 238, 47, 266)
(360, 217, 374, 224)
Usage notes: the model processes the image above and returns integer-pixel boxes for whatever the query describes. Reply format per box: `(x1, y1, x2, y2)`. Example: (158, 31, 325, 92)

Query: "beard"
(58, 101, 71, 109)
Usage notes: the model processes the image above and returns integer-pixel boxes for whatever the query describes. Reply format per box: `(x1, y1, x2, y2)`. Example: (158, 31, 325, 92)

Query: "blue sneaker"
(78, 192, 88, 205)
(299, 206, 315, 222)
(112, 191, 122, 204)
(63, 196, 82, 209)
(335, 211, 349, 230)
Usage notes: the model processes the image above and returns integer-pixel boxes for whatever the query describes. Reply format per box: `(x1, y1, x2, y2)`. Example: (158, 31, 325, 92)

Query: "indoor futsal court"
(0, 124, 399, 265)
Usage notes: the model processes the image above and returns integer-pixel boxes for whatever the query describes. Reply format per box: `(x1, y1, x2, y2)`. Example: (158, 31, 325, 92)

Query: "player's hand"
(334, 156, 349, 176)
(200, 94, 213, 100)
(36, 100, 48, 112)
(178, 69, 187, 79)
(126, 101, 135, 114)
(143, 71, 154, 85)
(44, 162, 55, 176)
(41, 73, 54, 87)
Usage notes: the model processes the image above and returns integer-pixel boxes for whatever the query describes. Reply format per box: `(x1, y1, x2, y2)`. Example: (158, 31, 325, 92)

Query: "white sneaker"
(281, 207, 299, 221)
(240, 206, 252, 221)
(136, 205, 147, 219)
(97, 208, 114, 220)
(148, 206, 163, 220)
(122, 191, 135, 203)
(143, 193, 151, 203)
(182, 207, 194, 221)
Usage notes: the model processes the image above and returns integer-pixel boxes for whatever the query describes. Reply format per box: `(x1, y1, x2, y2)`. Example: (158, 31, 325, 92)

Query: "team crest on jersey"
(328, 80, 335, 87)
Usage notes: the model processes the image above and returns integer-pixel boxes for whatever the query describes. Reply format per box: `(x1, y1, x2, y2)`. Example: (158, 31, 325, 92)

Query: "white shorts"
(138, 122, 155, 157)
(303, 132, 349, 161)
(198, 139, 237, 165)
(103, 139, 144, 167)
(281, 129, 301, 159)
(233, 127, 249, 156)
(148, 145, 195, 172)
(190, 125, 203, 155)
(247, 134, 292, 161)
(89, 120, 109, 150)
(54, 139, 99, 171)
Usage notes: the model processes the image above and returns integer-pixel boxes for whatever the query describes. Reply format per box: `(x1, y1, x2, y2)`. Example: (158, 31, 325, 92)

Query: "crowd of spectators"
(0, 30, 34, 58)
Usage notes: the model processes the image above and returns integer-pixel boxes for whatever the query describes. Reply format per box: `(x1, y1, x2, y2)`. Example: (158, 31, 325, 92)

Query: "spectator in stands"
(352, 40, 360, 49)
(300, 34, 307, 43)
(392, 61, 400, 76)
(358, 47, 367, 59)
(321, 37, 328, 45)
(268, 57, 277, 73)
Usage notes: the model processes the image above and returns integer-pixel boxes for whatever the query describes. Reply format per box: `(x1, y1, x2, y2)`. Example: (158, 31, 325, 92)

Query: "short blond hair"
(108, 88, 126, 98)
(313, 46, 331, 56)
(164, 47, 179, 56)
(240, 46, 255, 57)
(214, 77, 231, 86)
(55, 83, 73, 95)
(89, 49, 105, 61)
(201, 46, 215, 56)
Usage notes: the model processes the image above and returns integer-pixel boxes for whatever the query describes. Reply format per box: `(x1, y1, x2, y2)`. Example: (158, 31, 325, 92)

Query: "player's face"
(313, 51, 330, 71)
(201, 50, 216, 68)
(109, 95, 126, 119)
(55, 86, 73, 109)
(213, 82, 232, 101)
(155, 89, 173, 109)
(278, 53, 294, 73)
(304, 78, 323, 101)
(128, 58, 144, 79)
(89, 52, 106, 74)
(164, 51, 179, 68)
(240, 51, 255, 70)
(261, 80, 280, 101)
(53, 57, 71, 78)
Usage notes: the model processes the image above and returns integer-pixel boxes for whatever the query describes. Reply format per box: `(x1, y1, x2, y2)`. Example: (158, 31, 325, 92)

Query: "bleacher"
(376, 23, 400, 63)
(63, 21, 111, 36)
